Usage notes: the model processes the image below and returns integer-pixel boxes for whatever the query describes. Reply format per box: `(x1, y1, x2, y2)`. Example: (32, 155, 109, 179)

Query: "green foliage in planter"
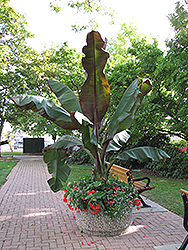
(63, 175, 141, 218)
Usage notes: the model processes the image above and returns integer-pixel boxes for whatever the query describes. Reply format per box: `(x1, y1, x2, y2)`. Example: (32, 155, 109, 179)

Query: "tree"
(147, 1, 188, 141)
(106, 24, 163, 122)
(49, 0, 115, 31)
(0, 1, 87, 152)
(0, 0, 36, 154)
(107, 2, 188, 142)
(10, 43, 85, 140)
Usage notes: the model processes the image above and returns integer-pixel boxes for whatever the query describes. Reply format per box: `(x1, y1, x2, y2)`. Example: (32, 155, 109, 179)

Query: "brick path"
(0, 156, 187, 250)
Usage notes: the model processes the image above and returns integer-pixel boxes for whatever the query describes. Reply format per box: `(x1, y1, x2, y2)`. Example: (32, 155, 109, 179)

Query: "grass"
(131, 171, 188, 217)
(0, 157, 19, 187)
(62, 164, 92, 189)
(1, 152, 22, 155)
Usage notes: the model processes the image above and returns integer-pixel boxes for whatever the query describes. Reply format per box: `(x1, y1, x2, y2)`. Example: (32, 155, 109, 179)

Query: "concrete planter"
(76, 207, 133, 236)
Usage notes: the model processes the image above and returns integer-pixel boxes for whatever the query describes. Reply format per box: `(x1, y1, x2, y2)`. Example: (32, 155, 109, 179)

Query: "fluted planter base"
(76, 207, 133, 237)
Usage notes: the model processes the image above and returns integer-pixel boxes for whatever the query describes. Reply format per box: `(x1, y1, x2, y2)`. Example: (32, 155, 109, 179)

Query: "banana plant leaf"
(48, 80, 82, 113)
(80, 31, 110, 135)
(106, 79, 140, 138)
(71, 111, 96, 157)
(106, 79, 152, 140)
(44, 148, 70, 192)
(106, 130, 130, 152)
(49, 135, 83, 149)
(43, 135, 83, 192)
(115, 146, 170, 162)
(12, 95, 79, 130)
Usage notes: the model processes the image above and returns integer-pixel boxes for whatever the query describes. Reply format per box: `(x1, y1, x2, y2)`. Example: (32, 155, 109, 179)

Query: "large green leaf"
(80, 31, 110, 134)
(12, 95, 79, 130)
(106, 79, 152, 139)
(116, 146, 170, 162)
(49, 135, 83, 149)
(43, 135, 83, 192)
(44, 148, 71, 192)
(106, 130, 130, 152)
(70, 111, 97, 157)
(48, 80, 82, 113)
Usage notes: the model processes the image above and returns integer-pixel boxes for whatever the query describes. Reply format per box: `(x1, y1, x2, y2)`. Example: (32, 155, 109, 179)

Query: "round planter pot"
(76, 207, 133, 236)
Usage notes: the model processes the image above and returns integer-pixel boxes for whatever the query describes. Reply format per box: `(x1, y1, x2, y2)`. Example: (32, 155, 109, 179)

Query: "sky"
(9, 0, 178, 53)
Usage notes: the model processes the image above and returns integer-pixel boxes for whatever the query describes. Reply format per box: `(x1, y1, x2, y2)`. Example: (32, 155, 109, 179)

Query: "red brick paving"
(0, 157, 187, 250)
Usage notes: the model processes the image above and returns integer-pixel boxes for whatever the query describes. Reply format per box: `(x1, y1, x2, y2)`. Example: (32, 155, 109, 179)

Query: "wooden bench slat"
(181, 189, 188, 198)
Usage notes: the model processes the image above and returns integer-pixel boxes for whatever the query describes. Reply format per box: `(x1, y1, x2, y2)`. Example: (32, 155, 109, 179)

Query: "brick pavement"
(0, 156, 187, 250)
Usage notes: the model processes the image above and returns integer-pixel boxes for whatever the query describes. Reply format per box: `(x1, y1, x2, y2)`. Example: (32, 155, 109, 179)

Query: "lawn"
(0, 157, 19, 187)
(132, 171, 188, 217)
(1, 152, 22, 155)
(61, 164, 93, 189)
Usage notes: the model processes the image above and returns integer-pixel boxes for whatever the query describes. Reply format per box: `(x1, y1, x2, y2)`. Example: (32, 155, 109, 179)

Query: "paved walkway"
(0, 156, 187, 250)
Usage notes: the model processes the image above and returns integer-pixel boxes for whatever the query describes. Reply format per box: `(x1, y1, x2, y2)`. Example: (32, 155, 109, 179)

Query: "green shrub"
(67, 149, 92, 165)
(146, 143, 188, 179)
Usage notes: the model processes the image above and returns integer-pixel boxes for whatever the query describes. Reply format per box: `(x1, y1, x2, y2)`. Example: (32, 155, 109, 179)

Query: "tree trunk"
(0, 118, 5, 157)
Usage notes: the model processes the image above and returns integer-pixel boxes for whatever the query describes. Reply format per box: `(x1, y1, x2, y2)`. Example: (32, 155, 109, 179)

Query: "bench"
(178, 189, 188, 250)
(105, 162, 155, 207)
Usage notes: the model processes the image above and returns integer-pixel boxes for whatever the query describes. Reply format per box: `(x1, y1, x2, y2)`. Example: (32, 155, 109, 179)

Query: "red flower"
(87, 189, 95, 195)
(95, 204, 100, 209)
(112, 187, 116, 190)
(63, 196, 67, 203)
(67, 204, 73, 210)
(84, 209, 88, 212)
(134, 199, 141, 207)
(88, 202, 94, 209)
(179, 147, 187, 152)
(91, 209, 99, 214)
(64, 189, 67, 193)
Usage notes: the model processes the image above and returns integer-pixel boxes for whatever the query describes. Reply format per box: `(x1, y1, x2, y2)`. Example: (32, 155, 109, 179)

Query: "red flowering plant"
(179, 147, 187, 153)
(63, 175, 141, 219)
(12, 31, 170, 204)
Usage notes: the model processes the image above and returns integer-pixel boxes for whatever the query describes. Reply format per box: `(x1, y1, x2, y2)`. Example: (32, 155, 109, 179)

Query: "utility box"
(23, 138, 44, 154)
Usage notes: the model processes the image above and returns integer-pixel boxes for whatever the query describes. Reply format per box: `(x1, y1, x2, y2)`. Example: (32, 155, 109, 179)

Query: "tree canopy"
(0, 0, 34, 145)
(107, 1, 188, 142)
(49, 0, 115, 31)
